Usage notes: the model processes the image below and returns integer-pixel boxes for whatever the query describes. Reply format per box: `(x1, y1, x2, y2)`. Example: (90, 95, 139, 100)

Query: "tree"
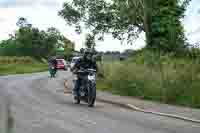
(16, 17, 32, 28)
(0, 39, 17, 56)
(85, 34, 95, 49)
(147, 0, 191, 53)
(62, 38, 75, 60)
(1, 17, 74, 59)
(59, 0, 191, 53)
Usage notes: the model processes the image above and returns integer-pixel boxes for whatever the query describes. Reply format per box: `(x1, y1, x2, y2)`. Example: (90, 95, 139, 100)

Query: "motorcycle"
(73, 68, 97, 107)
(49, 66, 57, 78)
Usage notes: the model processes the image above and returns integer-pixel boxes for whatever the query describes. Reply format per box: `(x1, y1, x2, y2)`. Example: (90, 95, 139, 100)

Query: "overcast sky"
(0, 0, 199, 52)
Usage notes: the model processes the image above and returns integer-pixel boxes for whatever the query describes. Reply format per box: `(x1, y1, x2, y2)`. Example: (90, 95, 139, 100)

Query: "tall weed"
(98, 52, 200, 108)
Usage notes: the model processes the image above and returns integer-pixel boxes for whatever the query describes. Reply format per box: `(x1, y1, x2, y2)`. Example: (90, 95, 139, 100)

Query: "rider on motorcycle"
(48, 57, 58, 78)
(72, 49, 98, 103)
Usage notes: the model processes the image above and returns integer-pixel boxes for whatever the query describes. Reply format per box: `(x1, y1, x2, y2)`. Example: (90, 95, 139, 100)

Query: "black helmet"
(80, 48, 84, 54)
(83, 49, 93, 60)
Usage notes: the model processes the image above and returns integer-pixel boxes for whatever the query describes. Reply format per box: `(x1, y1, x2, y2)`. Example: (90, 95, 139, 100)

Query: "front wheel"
(88, 82, 96, 107)
(73, 96, 80, 104)
(64, 66, 68, 71)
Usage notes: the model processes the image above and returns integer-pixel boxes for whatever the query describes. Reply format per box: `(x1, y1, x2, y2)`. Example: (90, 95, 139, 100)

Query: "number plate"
(80, 92, 85, 96)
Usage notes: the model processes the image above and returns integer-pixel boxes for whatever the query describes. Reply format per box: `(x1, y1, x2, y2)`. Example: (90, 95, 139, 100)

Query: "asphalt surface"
(0, 71, 200, 133)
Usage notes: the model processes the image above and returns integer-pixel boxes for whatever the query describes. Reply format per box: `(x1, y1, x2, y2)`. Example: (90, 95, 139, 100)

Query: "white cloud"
(183, 0, 200, 43)
(0, 8, 17, 40)
(0, 0, 61, 8)
(0, 0, 145, 52)
(0, 0, 200, 52)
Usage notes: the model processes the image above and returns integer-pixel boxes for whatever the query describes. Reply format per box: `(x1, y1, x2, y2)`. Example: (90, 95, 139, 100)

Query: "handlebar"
(77, 68, 96, 73)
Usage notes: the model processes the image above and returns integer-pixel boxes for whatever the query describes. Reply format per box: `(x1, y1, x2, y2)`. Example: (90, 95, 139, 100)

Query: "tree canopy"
(59, 0, 191, 53)
(0, 17, 74, 59)
(84, 34, 95, 49)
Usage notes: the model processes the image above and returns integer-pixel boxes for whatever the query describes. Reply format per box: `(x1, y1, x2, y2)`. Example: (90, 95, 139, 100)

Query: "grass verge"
(0, 57, 48, 76)
(0, 63, 48, 76)
(97, 51, 200, 108)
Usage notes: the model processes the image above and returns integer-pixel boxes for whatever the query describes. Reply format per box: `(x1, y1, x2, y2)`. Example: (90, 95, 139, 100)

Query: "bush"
(0, 60, 48, 76)
(97, 51, 200, 108)
(0, 56, 35, 64)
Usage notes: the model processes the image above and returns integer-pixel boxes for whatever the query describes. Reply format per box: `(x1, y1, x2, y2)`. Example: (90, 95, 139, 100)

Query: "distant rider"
(48, 57, 57, 78)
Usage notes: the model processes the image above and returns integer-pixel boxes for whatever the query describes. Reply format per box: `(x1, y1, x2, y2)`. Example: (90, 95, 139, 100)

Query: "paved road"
(0, 71, 200, 133)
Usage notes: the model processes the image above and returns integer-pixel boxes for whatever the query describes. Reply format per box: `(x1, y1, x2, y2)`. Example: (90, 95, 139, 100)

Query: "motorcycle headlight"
(88, 75, 95, 80)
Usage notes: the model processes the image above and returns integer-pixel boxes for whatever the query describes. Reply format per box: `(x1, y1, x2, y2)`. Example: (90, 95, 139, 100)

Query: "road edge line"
(97, 98, 200, 124)
(63, 80, 200, 124)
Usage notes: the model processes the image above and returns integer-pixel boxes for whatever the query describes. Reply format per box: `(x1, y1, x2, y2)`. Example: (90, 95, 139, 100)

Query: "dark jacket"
(73, 57, 97, 72)
(48, 58, 57, 68)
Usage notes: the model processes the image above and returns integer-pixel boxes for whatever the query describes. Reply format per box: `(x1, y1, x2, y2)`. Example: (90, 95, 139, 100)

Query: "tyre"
(64, 66, 68, 71)
(74, 96, 80, 104)
(88, 82, 96, 107)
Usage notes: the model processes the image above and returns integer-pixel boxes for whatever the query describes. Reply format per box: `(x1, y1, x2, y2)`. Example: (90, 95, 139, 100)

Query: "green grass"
(0, 56, 48, 76)
(0, 63, 48, 76)
(97, 51, 200, 108)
